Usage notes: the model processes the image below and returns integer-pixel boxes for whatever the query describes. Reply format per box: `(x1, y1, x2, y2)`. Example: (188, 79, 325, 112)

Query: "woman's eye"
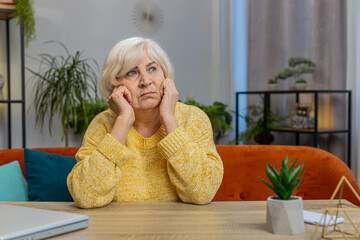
(127, 70, 136, 76)
(149, 66, 156, 72)
(126, 70, 138, 79)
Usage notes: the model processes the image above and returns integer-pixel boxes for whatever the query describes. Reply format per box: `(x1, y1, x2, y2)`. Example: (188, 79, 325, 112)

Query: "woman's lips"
(141, 92, 155, 97)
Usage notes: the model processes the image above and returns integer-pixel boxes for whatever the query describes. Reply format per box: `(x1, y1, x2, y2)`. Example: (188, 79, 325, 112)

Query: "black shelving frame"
(235, 90, 351, 168)
(0, 8, 26, 148)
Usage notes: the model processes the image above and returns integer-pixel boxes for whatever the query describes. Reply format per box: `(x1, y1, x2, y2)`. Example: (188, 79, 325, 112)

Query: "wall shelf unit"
(235, 90, 351, 168)
(0, 8, 26, 148)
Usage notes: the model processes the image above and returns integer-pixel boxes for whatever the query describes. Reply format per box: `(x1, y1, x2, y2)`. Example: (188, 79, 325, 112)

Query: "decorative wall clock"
(132, 0, 163, 36)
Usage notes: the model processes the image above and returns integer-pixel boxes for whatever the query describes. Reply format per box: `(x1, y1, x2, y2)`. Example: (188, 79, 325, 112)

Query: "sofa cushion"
(24, 148, 77, 201)
(0, 160, 29, 201)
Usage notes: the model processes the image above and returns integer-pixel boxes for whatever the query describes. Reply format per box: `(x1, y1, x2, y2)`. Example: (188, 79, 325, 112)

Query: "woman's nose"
(139, 74, 152, 86)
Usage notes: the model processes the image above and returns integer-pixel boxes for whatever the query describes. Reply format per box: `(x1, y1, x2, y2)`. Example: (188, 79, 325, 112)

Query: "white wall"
(0, 0, 233, 148)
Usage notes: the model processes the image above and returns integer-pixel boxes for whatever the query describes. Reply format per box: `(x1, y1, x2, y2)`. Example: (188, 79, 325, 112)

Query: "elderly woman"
(67, 37, 224, 208)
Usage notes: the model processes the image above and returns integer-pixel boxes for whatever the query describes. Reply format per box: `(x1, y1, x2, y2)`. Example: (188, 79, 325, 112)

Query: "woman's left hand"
(159, 78, 179, 134)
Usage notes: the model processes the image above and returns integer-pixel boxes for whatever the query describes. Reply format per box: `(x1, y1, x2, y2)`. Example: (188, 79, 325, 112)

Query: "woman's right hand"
(108, 85, 135, 144)
(108, 85, 134, 118)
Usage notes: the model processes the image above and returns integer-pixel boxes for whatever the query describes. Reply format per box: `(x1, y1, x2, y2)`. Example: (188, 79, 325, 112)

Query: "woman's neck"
(133, 109, 162, 138)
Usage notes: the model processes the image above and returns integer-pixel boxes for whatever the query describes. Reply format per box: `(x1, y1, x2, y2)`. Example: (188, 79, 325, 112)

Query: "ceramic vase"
(254, 132, 274, 145)
(266, 196, 305, 235)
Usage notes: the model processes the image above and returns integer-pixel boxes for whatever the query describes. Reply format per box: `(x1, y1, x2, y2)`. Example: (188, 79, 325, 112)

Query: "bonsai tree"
(182, 97, 232, 142)
(27, 41, 99, 146)
(260, 156, 305, 200)
(238, 104, 288, 144)
(275, 57, 316, 84)
(267, 79, 277, 84)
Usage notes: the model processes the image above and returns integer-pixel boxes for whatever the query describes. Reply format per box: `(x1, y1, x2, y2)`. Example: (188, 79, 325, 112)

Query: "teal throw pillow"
(0, 160, 29, 201)
(24, 148, 77, 201)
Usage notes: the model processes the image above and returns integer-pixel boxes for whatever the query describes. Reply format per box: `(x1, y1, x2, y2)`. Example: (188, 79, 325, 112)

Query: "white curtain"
(247, 0, 348, 164)
(347, 0, 360, 182)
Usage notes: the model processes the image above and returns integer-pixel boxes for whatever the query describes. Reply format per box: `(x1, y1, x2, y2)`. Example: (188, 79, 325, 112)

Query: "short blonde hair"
(98, 37, 174, 98)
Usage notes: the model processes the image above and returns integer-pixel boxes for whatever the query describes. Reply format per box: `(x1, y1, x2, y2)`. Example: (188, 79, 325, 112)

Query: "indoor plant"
(266, 79, 277, 91)
(260, 156, 305, 235)
(27, 41, 99, 147)
(14, 0, 36, 47)
(182, 97, 232, 143)
(275, 57, 316, 90)
(295, 79, 307, 90)
(238, 104, 288, 144)
(70, 98, 108, 135)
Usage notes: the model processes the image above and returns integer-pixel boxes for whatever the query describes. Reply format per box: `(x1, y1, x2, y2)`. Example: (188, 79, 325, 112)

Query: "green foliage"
(260, 156, 305, 200)
(27, 41, 99, 146)
(275, 57, 316, 82)
(295, 79, 306, 84)
(70, 98, 108, 135)
(182, 97, 232, 141)
(238, 104, 288, 144)
(267, 79, 277, 84)
(14, 0, 36, 47)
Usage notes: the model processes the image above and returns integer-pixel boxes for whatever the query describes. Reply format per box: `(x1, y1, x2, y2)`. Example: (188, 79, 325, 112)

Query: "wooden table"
(5, 200, 358, 240)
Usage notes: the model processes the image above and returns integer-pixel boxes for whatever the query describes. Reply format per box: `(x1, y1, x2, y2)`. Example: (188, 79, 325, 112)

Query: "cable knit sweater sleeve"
(157, 105, 224, 204)
(67, 111, 134, 209)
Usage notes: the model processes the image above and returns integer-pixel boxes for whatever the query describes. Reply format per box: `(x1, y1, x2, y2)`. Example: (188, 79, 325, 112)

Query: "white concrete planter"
(266, 196, 305, 235)
(295, 82, 307, 90)
(267, 83, 277, 91)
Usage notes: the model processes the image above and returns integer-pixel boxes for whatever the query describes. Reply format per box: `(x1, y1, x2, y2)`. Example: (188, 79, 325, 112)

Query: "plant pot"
(254, 132, 274, 144)
(295, 82, 307, 90)
(266, 196, 304, 235)
(267, 83, 277, 91)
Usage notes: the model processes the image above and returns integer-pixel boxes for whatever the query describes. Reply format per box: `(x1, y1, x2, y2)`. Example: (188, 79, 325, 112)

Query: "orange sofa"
(0, 145, 359, 204)
(213, 145, 360, 205)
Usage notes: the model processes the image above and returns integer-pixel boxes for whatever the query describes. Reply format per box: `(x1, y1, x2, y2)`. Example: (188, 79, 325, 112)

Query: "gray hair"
(98, 37, 174, 98)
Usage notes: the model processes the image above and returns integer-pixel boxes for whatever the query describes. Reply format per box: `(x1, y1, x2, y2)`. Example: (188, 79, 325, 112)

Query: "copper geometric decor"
(311, 176, 360, 239)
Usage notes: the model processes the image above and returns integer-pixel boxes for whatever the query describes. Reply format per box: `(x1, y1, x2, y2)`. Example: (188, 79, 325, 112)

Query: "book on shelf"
(0, 3, 15, 10)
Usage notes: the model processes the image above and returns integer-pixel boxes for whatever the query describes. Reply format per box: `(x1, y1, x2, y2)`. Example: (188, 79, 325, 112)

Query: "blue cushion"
(24, 148, 77, 201)
(0, 160, 29, 201)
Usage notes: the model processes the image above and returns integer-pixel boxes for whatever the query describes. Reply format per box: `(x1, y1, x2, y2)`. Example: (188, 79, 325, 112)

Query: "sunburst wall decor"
(132, 0, 164, 36)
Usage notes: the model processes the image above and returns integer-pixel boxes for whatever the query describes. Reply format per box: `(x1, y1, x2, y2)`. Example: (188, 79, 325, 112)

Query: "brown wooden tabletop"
(4, 200, 358, 240)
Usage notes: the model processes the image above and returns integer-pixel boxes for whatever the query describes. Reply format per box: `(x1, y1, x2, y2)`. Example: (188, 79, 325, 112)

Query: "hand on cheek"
(160, 83, 164, 98)
(159, 78, 179, 134)
(107, 85, 135, 122)
(108, 85, 135, 145)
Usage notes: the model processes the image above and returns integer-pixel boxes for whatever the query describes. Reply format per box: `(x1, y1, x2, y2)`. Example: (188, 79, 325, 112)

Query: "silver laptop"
(0, 204, 89, 240)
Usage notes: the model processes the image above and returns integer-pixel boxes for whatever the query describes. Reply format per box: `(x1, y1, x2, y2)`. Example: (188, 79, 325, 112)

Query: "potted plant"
(260, 156, 305, 235)
(70, 98, 108, 135)
(27, 41, 99, 147)
(238, 104, 288, 144)
(266, 79, 277, 91)
(295, 79, 307, 90)
(275, 57, 316, 90)
(14, 0, 36, 47)
(182, 97, 232, 143)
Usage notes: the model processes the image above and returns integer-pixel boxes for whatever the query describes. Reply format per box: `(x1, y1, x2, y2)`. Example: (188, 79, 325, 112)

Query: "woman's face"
(116, 51, 165, 111)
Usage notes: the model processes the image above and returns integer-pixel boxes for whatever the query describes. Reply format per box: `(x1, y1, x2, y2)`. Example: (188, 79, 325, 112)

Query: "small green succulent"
(260, 156, 305, 200)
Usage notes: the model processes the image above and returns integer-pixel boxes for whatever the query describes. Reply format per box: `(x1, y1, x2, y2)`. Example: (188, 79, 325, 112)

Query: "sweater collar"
(127, 125, 166, 149)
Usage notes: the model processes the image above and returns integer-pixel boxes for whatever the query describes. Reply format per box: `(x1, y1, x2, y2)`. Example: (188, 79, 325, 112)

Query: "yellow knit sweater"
(67, 102, 223, 208)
